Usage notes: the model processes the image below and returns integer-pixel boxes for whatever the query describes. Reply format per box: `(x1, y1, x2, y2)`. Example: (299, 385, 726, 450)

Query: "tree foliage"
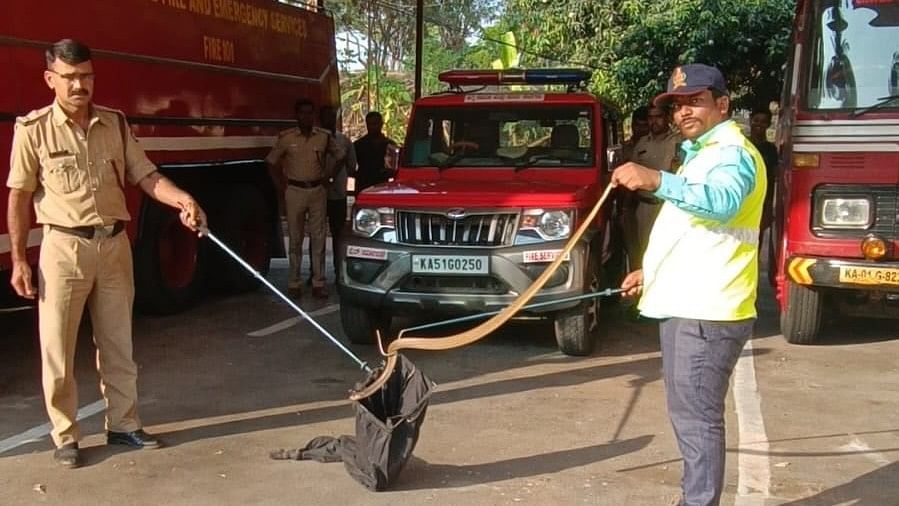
(330, 0, 503, 138)
(502, 0, 795, 111)
(324, 0, 796, 140)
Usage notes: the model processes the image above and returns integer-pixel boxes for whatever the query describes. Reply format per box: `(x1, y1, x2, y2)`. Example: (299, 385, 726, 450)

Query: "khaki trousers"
(285, 185, 327, 289)
(38, 227, 140, 447)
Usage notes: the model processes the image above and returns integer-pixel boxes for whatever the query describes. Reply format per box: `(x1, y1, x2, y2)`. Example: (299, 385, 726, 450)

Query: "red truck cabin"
(1, 0, 340, 312)
(774, 0, 899, 343)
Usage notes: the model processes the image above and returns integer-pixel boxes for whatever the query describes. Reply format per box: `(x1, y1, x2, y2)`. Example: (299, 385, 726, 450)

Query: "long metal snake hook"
(348, 183, 617, 401)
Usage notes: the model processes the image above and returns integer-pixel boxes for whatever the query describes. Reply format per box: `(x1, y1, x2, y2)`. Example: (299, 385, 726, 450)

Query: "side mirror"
(606, 146, 623, 172)
(384, 143, 401, 177)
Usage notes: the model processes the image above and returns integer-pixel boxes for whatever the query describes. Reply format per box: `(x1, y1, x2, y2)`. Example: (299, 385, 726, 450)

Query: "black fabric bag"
(272, 354, 435, 491)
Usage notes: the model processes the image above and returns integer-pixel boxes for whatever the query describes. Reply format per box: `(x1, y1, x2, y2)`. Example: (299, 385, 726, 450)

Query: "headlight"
(353, 207, 395, 237)
(819, 198, 871, 229)
(520, 209, 573, 240)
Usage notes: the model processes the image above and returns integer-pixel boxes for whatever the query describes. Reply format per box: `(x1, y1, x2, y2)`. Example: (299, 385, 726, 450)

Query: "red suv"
(338, 69, 624, 355)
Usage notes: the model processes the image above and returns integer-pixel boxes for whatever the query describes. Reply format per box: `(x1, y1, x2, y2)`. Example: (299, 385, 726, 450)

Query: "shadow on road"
(779, 461, 899, 506)
(391, 434, 654, 490)
(147, 355, 664, 452)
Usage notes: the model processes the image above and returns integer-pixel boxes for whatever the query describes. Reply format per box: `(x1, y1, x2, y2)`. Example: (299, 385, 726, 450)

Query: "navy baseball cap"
(653, 64, 728, 106)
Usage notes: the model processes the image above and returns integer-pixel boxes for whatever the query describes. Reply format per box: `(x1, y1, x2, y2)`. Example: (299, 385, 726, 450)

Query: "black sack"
(274, 354, 435, 491)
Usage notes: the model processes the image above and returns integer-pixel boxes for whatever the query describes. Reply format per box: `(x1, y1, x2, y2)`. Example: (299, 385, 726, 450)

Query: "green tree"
(503, 0, 795, 111)
(332, 0, 505, 139)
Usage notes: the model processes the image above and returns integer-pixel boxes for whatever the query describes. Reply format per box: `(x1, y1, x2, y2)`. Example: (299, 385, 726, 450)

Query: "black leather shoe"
(107, 429, 161, 449)
(53, 443, 81, 468)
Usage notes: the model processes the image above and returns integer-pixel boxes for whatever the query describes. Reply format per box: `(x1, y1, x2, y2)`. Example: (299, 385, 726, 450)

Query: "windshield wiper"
(849, 94, 899, 118)
(427, 152, 464, 171)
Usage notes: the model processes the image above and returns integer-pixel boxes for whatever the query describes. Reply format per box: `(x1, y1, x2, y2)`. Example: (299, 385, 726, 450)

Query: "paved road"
(1, 258, 897, 505)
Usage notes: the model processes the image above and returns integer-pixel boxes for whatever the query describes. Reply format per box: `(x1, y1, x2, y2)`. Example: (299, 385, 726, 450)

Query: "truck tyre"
(135, 198, 205, 315)
(553, 250, 601, 356)
(781, 280, 823, 344)
(341, 302, 390, 345)
(207, 185, 272, 293)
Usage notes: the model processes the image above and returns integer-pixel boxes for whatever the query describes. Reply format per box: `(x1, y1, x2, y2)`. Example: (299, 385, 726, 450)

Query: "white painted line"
(0, 399, 106, 455)
(0, 227, 44, 255)
(733, 338, 772, 505)
(247, 304, 339, 337)
(842, 436, 891, 467)
(137, 135, 276, 152)
(0, 305, 34, 314)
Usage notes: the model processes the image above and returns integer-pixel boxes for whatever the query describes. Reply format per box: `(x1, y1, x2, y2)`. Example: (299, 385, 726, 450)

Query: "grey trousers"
(659, 317, 753, 506)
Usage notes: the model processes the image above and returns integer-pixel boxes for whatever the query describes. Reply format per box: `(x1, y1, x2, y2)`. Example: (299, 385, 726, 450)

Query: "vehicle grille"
(813, 185, 898, 241)
(396, 211, 518, 247)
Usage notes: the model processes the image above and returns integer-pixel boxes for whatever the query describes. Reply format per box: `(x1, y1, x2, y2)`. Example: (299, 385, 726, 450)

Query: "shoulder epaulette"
(278, 127, 298, 137)
(15, 105, 53, 126)
(94, 104, 124, 115)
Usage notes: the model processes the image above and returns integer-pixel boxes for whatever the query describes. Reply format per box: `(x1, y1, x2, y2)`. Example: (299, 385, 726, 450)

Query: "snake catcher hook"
(349, 183, 617, 401)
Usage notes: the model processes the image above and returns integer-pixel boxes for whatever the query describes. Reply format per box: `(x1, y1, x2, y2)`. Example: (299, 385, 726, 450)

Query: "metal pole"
(400, 288, 626, 335)
(366, 0, 373, 112)
(203, 230, 372, 373)
(414, 0, 423, 99)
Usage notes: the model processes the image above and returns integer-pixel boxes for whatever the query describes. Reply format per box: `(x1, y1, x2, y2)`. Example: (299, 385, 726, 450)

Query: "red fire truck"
(1, 0, 340, 313)
(338, 69, 625, 356)
(773, 0, 899, 343)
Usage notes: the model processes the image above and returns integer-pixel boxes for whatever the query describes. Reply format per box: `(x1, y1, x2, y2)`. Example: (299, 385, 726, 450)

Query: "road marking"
(137, 135, 276, 151)
(733, 338, 772, 505)
(247, 304, 339, 337)
(0, 306, 34, 314)
(0, 400, 106, 455)
(0, 227, 43, 254)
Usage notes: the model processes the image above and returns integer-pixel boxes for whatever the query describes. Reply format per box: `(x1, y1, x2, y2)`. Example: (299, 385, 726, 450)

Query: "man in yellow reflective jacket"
(612, 64, 766, 506)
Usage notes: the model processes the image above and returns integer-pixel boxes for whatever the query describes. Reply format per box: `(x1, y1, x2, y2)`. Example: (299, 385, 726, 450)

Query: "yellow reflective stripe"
(787, 257, 816, 285)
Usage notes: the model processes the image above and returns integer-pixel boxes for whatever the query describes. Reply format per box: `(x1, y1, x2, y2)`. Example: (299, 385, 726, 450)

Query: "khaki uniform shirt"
(632, 129, 682, 173)
(265, 126, 345, 182)
(7, 101, 157, 227)
(632, 129, 682, 204)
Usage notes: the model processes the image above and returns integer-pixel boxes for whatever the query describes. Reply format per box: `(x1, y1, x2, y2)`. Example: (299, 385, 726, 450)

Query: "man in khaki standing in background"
(630, 103, 682, 268)
(266, 99, 344, 298)
(6, 39, 206, 468)
(318, 105, 356, 280)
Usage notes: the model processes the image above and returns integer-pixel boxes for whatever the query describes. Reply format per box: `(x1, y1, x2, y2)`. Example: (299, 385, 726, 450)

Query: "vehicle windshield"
(402, 104, 594, 168)
(805, 0, 899, 111)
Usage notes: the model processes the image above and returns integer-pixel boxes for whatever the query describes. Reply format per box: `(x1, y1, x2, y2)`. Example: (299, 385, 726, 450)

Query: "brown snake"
(349, 183, 616, 401)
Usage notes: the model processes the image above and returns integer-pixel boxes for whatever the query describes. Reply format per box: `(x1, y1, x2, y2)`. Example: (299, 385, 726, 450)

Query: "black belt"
(49, 221, 125, 240)
(287, 178, 325, 188)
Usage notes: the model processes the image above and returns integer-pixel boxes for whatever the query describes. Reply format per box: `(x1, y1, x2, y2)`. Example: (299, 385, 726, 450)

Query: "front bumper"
(786, 256, 899, 291)
(337, 235, 593, 315)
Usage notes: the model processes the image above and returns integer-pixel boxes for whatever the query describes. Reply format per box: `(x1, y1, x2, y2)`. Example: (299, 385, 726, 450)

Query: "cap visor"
(653, 87, 707, 107)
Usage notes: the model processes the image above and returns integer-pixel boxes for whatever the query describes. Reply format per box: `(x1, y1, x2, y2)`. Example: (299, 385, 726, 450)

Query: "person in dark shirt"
(353, 111, 396, 193)
(749, 108, 779, 243)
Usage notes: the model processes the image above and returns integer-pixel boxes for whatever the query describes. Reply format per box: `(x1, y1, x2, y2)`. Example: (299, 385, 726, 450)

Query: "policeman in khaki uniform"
(629, 104, 682, 268)
(266, 99, 344, 298)
(6, 39, 206, 469)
